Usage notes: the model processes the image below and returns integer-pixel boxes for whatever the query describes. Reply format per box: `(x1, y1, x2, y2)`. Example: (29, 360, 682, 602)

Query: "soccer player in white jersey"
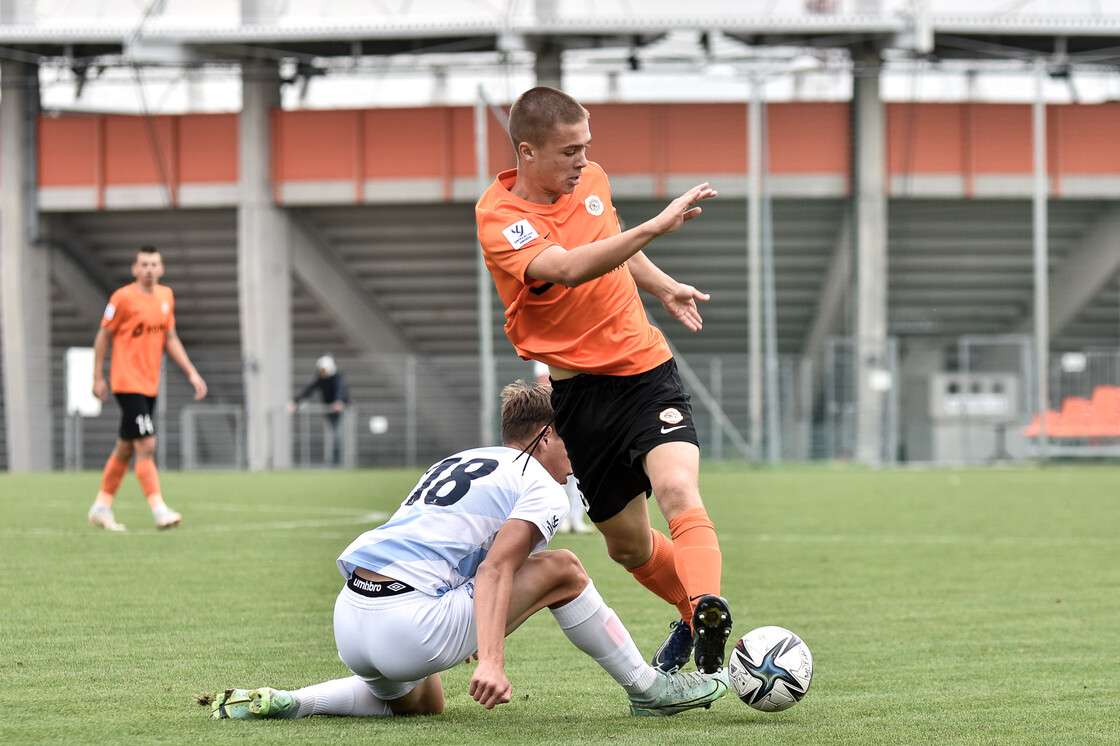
(210, 381, 729, 719)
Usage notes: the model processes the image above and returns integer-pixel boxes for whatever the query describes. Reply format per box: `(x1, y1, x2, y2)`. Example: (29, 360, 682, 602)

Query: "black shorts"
(115, 393, 157, 440)
(550, 359, 698, 524)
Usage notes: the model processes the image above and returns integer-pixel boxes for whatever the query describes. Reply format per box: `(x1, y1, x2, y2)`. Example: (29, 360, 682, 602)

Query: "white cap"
(316, 355, 337, 376)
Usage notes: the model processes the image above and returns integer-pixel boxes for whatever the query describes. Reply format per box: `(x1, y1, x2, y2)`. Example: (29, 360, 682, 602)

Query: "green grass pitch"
(1, 464, 1118, 745)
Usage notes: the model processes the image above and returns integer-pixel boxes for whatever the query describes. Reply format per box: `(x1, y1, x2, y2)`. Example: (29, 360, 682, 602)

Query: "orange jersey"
(476, 161, 671, 376)
(101, 284, 176, 396)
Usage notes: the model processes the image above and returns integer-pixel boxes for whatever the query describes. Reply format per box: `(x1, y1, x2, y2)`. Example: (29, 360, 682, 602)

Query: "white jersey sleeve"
(336, 446, 568, 596)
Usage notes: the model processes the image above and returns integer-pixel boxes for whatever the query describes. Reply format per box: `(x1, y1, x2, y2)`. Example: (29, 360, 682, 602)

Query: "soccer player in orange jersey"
(87, 246, 208, 532)
(476, 87, 731, 675)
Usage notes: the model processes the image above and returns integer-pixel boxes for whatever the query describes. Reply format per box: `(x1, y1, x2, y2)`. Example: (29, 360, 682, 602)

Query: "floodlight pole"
(1032, 59, 1050, 460)
(747, 76, 763, 464)
(761, 97, 781, 465)
(475, 93, 497, 446)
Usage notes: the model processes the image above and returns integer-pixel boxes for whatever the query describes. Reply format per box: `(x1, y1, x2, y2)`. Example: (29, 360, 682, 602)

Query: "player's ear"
(517, 141, 534, 161)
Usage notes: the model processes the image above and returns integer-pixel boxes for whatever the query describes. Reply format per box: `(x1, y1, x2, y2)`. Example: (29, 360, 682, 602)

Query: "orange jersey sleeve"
(102, 284, 175, 396)
(476, 162, 671, 376)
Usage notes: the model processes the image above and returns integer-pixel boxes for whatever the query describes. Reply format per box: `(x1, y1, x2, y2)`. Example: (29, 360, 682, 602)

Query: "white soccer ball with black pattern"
(727, 625, 813, 711)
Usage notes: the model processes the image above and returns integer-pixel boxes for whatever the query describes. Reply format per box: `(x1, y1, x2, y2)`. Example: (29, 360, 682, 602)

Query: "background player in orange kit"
(476, 87, 732, 675)
(87, 246, 208, 532)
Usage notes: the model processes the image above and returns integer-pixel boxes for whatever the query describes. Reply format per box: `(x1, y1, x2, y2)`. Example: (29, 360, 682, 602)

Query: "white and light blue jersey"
(336, 446, 568, 596)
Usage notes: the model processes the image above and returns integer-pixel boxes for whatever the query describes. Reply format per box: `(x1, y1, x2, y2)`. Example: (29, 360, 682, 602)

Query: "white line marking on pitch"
(754, 533, 1120, 547)
(0, 511, 389, 538)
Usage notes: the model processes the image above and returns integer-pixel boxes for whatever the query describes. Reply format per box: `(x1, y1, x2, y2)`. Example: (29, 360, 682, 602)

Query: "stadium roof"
(5, 1, 1120, 112)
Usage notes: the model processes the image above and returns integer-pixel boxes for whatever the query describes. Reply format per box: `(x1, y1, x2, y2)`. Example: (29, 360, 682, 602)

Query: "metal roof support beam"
(1, 58, 51, 471)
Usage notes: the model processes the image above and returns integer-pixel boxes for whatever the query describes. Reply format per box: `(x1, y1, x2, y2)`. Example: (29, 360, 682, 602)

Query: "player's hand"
(661, 282, 710, 332)
(468, 660, 512, 709)
(331, 400, 345, 413)
(92, 379, 109, 402)
(190, 374, 208, 400)
(651, 183, 718, 236)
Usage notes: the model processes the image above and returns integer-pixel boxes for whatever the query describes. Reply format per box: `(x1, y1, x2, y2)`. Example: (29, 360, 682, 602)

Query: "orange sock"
(134, 459, 165, 510)
(627, 529, 692, 621)
(96, 456, 129, 507)
(668, 507, 723, 616)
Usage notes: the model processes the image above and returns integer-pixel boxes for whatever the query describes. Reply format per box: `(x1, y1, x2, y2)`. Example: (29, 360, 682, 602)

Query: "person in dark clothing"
(289, 354, 350, 465)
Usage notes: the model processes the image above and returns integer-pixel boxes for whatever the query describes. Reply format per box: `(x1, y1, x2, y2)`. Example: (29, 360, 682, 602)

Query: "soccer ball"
(727, 625, 813, 712)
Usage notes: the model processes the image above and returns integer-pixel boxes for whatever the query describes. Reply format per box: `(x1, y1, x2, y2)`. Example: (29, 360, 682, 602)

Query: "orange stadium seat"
(1088, 385, 1120, 438)
(1054, 397, 1092, 438)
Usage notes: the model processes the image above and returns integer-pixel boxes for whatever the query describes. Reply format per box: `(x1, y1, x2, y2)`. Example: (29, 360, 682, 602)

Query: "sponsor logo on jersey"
(103, 303, 116, 321)
(585, 195, 604, 216)
(659, 407, 684, 425)
(502, 219, 539, 250)
(132, 322, 169, 338)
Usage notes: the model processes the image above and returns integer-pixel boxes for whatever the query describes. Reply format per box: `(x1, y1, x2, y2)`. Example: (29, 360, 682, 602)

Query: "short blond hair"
(500, 379, 554, 446)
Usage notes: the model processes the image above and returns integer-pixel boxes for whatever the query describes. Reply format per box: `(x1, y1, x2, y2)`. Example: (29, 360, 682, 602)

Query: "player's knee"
(553, 548, 588, 581)
(605, 540, 650, 569)
(653, 479, 702, 515)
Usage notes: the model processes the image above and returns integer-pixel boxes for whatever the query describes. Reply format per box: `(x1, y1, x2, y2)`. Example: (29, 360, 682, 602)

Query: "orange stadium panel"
(1052, 103, 1120, 175)
(970, 104, 1032, 174)
(102, 115, 177, 185)
(663, 104, 747, 173)
(39, 116, 102, 186)
(769, 103, 849, 173)
(580, 103, 660, 175)
(275, 110, 361, 181)
(363, 108, 446, 179)
(177, 114, 238, 183)
(32, 102, 1120, 206)
(888, 103, 966, 174)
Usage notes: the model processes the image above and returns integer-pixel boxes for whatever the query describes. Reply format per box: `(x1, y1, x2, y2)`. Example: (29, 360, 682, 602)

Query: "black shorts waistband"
(347, 573, 415, 597)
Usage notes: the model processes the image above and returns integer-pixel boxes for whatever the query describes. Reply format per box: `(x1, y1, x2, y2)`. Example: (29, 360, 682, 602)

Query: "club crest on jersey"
(585, 195, 604, 216)
(659, 408, 684, 425)
(502, 219, 539, 250)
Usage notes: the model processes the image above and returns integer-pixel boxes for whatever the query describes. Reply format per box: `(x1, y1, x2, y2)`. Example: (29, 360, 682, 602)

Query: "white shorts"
(333, 582, 478, 702)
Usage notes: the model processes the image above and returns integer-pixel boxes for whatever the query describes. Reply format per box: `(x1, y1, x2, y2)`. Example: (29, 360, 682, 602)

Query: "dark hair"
(507, 86, 589, 152)
(500, 379, 554, 446)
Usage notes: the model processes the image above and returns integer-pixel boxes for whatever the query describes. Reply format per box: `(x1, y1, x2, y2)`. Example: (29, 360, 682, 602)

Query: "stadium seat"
(1088, 385, 1120, 438)
(1055, 397, 1092, 438)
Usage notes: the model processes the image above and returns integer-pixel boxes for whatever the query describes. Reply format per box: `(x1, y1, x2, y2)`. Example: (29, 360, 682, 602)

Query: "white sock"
(549, 581, 658, 694)
(292, 676, 392, 717)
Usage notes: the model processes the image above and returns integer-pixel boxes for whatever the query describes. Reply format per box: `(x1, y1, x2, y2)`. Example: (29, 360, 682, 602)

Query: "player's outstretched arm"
(526, 183, 718, 288)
